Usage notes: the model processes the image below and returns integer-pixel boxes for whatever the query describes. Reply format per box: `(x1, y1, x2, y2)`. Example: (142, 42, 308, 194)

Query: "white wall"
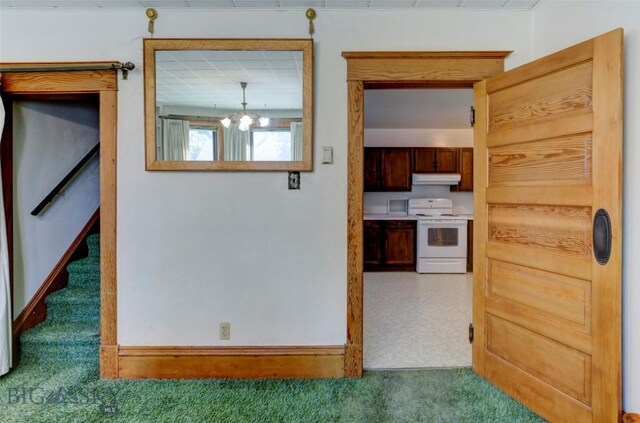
(12, 100, 100, 317)
(0, 8, 531, 346)
(364, 128, 473, 148)
(532, 0, 640, 412)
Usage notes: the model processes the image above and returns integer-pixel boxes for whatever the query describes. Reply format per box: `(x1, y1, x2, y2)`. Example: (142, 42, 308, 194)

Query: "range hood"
(412, 173, 461, 186)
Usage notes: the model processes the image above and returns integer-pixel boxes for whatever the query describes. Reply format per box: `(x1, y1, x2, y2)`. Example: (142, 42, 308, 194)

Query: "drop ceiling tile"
(458, 0, 508, 8)
(279, 0, 324, 7)
(504, 0, 540, 8)
(370, 0, 416, 7)
(0, 0, 102, 6)
(233, 0, 279, 7)
(324, 0, 371, 8)
(415, 0, 461, 7)
(185, 0, 236, 6)
(141, 0, 191, 6)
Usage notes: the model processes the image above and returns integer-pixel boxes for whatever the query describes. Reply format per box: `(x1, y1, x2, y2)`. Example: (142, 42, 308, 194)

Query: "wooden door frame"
(0, 67, 118, 378)
(342, 51, 511, 376)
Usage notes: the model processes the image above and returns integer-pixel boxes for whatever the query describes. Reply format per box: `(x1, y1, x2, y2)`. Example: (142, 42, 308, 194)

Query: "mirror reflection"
(151, 46, 307, 167)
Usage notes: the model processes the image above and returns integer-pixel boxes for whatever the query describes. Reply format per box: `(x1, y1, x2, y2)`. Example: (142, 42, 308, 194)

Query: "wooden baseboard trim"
(12, 208, 100, 337)
(100, 344, 119, 378)
(117, 345, 345, 379)
(624, 412, 640, 422)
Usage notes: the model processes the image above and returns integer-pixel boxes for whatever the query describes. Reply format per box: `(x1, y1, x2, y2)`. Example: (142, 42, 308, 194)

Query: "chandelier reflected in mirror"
(220, 82, 270, 132)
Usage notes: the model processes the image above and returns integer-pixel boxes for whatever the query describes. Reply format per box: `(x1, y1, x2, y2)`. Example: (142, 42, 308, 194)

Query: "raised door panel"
(363, 148, 381, 191)
(384, 221, 416, 266)
(435, 148, 459, 173)
(413, 148, 437, 173)
(381, 148, 411, 191)
(473, 29, 622, 423)
(467, 219, 473, 272)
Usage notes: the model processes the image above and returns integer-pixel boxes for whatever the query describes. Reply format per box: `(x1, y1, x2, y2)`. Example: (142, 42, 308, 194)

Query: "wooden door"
(473, 29, 622, 422)
(435, 148, 458, 173)
(363, 148, 381, 191)
(384, 221, 416, 266)
(381, 148, 411, 191)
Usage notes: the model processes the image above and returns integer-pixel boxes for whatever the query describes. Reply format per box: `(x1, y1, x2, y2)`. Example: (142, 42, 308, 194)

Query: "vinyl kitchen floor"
(364, 272, 473, 370)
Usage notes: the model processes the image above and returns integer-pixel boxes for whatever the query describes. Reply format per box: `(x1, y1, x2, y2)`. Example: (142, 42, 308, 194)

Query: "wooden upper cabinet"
(364, 147, 411, 191)
(413, 148, 437, 172)
(363, 148, 382, 191)
(414, 147, 459, 173)
(451, 147, 474, 192)
(381, 148, 412, 191)
(435, 148, 459, 173)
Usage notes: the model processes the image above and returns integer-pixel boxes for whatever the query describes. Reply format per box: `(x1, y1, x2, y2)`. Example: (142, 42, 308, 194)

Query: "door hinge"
(468, 323, 474, 343)
(470, 106, 475, 127)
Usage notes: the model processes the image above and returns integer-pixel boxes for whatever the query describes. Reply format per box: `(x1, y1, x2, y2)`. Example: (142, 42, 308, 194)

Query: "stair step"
(66, 257, 100, 288)
(45, 286, 100, 323)
(20, 321, 99, 363)
(86, 233, 100, 258)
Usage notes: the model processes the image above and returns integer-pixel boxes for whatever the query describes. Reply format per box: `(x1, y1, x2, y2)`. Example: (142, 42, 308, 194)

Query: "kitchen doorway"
(362, 87, 474, 369)
(342, 51, 511, 376)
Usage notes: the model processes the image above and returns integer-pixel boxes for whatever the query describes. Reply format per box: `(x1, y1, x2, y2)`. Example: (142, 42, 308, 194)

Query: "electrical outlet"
(219, 322, 230, 340)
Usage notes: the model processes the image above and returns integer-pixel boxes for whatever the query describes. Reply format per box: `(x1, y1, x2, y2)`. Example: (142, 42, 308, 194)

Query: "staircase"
(19, 234, 100, 364)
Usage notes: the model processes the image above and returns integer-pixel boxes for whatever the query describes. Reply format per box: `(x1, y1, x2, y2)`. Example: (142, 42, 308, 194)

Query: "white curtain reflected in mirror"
(290, 122, 303, 161)
(224, 124, 249, 161)
(160, 118, 189, 161)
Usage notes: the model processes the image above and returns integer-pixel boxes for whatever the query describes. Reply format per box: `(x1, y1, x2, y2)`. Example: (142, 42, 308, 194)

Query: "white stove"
(408, 198, 467, 274)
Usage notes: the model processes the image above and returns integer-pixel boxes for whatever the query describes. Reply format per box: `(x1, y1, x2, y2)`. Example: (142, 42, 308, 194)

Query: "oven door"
(417, 220, 467, 258)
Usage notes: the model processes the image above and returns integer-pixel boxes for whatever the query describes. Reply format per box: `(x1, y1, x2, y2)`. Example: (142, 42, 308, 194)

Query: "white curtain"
(290, 122, 303, 161)
(160, 118, 190, 161)
(223, 124, 248, 161)
(0, 89, 12, 376)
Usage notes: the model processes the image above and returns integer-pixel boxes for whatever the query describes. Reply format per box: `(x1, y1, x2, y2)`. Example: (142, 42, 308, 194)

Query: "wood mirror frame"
(144, 38, 314, 171)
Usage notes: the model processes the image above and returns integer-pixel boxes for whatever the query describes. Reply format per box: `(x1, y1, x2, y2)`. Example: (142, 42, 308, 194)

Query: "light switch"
(322, 146, 333, 164)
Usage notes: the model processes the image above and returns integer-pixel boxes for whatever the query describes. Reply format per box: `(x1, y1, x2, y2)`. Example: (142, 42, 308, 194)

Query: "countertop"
(364, 213, 474, 221)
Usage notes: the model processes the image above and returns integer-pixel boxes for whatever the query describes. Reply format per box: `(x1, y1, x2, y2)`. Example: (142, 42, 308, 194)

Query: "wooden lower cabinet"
(364, 220, 416, 271)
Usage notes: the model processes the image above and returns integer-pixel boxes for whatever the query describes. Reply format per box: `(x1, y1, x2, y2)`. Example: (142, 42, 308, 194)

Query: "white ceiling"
(156, 50, 302, 110)
(365, 88, 473, 129)
(0, 0, 543, 9)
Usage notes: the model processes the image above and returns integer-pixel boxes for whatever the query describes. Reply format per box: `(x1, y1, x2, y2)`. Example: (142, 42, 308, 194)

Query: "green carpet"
(0, 234, 546, 422)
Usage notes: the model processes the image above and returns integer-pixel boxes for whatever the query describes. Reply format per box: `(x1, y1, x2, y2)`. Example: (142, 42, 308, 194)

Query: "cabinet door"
(363, 148, 382, 191)
(363, 221, 383, 268)
(453, 148, 474, 192)
(381, 148, 411, 191)
(413, 148, 437, 172)
(435, 148, 459, 173)
(384, 221, 416, 266)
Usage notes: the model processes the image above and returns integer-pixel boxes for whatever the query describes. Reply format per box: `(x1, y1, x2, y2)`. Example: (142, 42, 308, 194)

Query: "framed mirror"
(144, 39, 313, 171)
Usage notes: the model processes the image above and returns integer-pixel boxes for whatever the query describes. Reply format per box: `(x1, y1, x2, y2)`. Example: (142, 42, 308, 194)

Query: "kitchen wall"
(532, 0, 640, 412)
(12, 100, 100, 318)
(0, 8, 532, 347)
